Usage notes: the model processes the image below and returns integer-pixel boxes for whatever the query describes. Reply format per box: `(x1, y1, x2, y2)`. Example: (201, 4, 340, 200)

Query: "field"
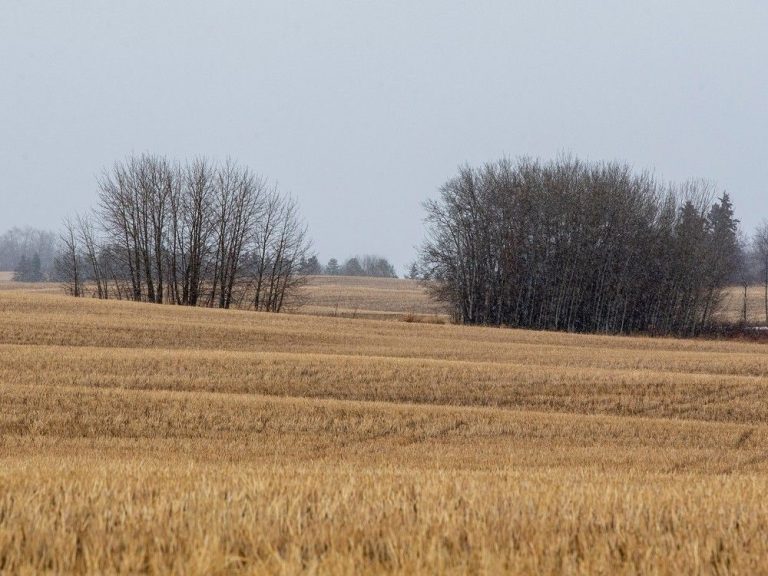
(300, 275, 446, 320)
(716, 284, 768, 326)
(3, 277, 768, 573)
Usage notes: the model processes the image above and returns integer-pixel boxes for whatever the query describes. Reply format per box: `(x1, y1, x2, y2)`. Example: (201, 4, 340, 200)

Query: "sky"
(1, 1, 766, 273)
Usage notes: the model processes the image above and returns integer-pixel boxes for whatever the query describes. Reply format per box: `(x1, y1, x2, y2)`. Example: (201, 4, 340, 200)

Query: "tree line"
(57, 154, 310, 312)
(300, 255, 397, 277)
(0, 227, 57, 280)
(418, 156, 743, 336)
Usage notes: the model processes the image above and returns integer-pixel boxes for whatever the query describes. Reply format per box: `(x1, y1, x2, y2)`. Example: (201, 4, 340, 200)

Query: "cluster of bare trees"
(57, 154, 310, 312)
(419, 157, 741, 336)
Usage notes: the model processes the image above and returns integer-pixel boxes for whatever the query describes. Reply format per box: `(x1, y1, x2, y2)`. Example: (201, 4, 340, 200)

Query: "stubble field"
(2, 277, 768, 574)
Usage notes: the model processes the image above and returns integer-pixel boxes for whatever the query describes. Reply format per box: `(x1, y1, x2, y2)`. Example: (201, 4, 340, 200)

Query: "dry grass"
(717, 285, 768, 325)
(0, 271, 59, 293)
(302, 277, 768, 326)
(3, 271, 766, 325)
(300, 275, 448, 320)
(3, 281, 768, 573)
(5, 461, 768, 575)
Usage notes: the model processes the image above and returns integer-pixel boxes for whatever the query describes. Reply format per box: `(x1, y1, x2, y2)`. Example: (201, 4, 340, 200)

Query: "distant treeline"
(57, 154, 310, 312)
(0, 227, 57, 281)
(419, 156, 745, 336)
(299, 255, 397, 278)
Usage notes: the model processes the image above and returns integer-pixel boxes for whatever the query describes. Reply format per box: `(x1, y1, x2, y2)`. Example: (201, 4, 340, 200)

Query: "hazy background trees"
(319, 255, 397, 277)
(419, 156, 742, 336)
(359, 255, 397, 278)
(13, 253, 43, 282)
(0, 227, 57, 281)
(57, 153, 311, 312)
(299, 255, 323, 275)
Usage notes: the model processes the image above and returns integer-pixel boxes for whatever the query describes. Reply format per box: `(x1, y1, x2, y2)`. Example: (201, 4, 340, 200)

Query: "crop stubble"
(2, 286, 768, 574)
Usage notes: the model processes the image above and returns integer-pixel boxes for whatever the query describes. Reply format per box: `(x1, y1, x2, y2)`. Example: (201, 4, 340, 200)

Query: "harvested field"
(2, 280, 768, 573)
(717, 285, 768, 326)
(3, 272, 767, 325)
(300, 275, 447, 320)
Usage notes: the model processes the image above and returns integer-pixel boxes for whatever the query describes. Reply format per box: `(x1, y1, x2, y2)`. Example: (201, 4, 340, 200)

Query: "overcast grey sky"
(1, 1, 766, 271)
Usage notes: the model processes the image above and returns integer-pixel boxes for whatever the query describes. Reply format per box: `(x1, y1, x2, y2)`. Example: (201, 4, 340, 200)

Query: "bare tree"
(753, 221, 768, 324)
(209, 160, 264, 309)
(249, 193, 310, 312)
(734, 232, 756, 325)
(76, 214, 107, 299)
(98, 161, 142, 301)
(168, 157, 215, 306)
(56, 218, 81, 297)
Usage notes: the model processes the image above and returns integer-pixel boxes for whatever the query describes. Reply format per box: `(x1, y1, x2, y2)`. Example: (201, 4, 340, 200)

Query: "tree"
(361, 255, 397, 278)
(248, 194, 310, 312)
(209, 160, 264, 309)
(300, 255, 323, 275)
(77, 214, 107, 299)
(172, 157, 215, 306)
(13, 253, 43, 282)
(404, 261, 420, 280)
(342, 257, 364, 276)
(28, 253, 43, 282)
(325, 258, 340, 275)
(13, 255, 29, 281)
(56, 218, 82, 297)
(700, 192, 740, 324)
(752, 221, 768, 325)
(734, 232, 756, 325)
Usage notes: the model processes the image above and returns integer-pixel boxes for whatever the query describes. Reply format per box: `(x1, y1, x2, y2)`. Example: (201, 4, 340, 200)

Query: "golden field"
(716, 284, 768, 326)
(2, 277, 768, 574)
(300, 275, 446, 320)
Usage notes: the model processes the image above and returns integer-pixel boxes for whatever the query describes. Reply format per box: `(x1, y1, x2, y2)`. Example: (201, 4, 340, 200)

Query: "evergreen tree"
(29, 253, 43, 282)
(707, 193, 740, 285)
(325, 258, 340, 275)
(405, 262, 420, 280)
(342, 257, 364, 276)
(300, 255, 322, 275)
(14, 252, 45, 282)
(13, 255, 29, 282)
